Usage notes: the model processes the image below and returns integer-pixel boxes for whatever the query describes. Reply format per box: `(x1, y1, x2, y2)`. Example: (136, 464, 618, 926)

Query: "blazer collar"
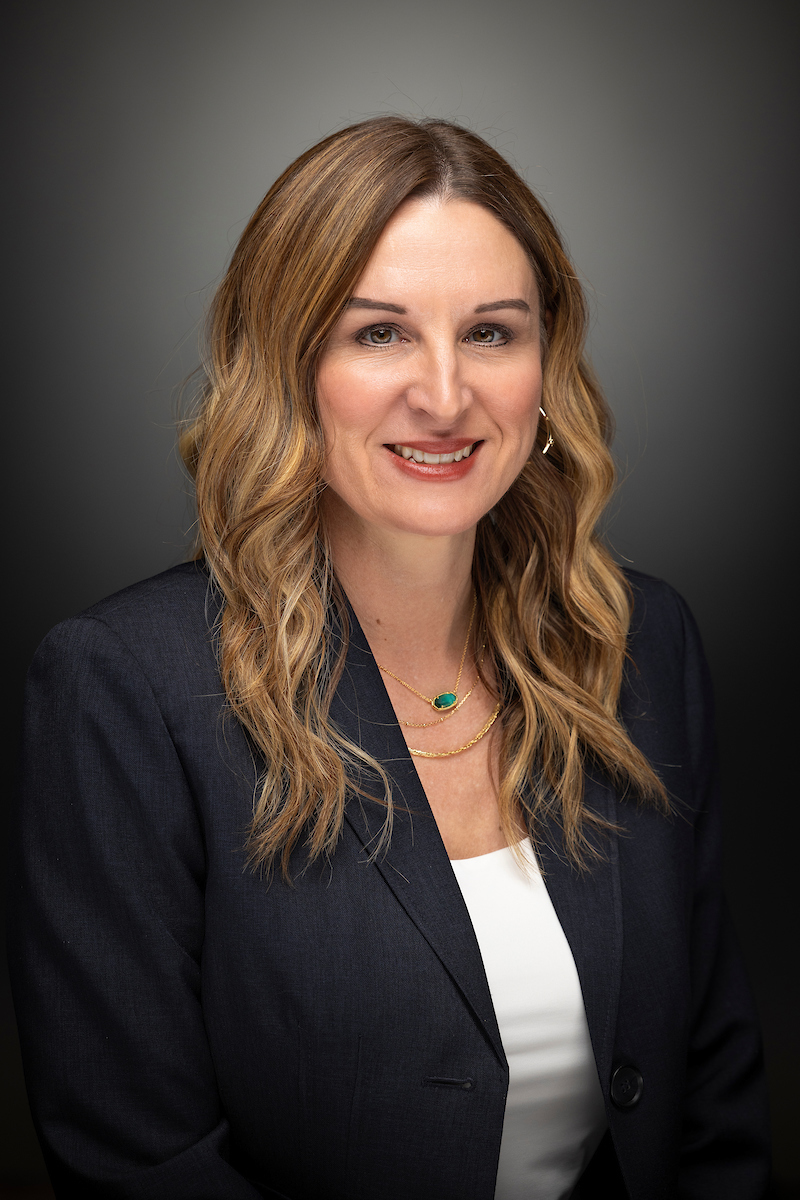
(328, 601, 622, 1083)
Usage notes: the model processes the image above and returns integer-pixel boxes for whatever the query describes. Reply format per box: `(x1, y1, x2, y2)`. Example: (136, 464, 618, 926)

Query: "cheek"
(315, 364, 345, 446)
(316, 370, 379, 497)
(316, 362, 382, 446)
(498, 366, 543, 445)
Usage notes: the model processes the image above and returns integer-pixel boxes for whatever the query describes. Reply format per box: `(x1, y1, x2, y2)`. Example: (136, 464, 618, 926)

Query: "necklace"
(399, 646, 487, 728)
(407, 702, 502, 758)
(376, 592, 476, 712)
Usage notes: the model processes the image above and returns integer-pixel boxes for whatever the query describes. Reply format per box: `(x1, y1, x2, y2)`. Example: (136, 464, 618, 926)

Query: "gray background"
(4, 0, 798, 1192)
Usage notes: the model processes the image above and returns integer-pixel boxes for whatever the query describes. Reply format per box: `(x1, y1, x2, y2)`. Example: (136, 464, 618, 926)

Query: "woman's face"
(316, 198, 543, 543)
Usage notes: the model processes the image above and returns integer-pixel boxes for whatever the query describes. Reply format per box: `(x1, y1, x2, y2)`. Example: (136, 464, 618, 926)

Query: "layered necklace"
(375, 593, 502, 758)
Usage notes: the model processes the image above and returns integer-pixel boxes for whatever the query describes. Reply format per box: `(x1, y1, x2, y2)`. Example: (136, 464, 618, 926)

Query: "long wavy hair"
(181, 116, 668, 879)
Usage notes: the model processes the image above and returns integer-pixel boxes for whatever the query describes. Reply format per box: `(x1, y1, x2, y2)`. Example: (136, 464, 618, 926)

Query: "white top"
(450, 839, 607, 1200)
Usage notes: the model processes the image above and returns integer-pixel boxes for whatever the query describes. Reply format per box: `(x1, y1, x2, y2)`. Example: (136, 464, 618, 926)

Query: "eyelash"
(356, 322, 514, 348)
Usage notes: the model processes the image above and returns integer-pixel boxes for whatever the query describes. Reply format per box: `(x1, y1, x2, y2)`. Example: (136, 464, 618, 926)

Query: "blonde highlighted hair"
(181, 116, 667, 879)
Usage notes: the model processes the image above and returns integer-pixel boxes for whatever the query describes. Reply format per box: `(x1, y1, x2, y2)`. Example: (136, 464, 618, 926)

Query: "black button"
(610, 1065, 643, 1108)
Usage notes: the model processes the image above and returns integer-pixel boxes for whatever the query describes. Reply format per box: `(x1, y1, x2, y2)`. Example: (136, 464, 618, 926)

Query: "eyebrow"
(347, 297, 406, 313)
(474, 299, 531, 314)
(347, 296, 531, 316)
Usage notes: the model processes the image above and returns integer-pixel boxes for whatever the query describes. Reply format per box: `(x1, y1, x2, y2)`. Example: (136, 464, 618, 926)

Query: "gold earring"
(539, 407, 554, 455)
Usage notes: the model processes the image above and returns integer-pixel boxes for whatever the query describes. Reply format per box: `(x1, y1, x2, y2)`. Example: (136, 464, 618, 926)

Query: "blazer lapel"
(328, 605, 506, 1066)
(328, 601, 624, 1084)
(534, 774, 623, 1095)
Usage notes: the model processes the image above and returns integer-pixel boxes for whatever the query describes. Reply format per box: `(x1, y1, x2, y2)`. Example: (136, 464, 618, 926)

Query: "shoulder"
(622, 567, 707, 674)
(31, 561, 223, 699)
(81, 560, 218, 633)
(619, 568, 715, 778)
(624, 567, 692, 634)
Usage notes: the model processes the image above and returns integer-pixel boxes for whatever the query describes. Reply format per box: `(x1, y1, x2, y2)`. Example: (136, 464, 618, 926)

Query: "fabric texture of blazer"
(8, 562, 770, 1199)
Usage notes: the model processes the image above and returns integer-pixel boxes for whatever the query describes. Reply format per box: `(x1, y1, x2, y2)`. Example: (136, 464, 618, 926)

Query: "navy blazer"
(8, 563, 769, 1198)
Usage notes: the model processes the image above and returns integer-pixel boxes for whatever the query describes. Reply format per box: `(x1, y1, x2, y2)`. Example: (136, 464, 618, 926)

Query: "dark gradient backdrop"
(4, 1, 798, 1192)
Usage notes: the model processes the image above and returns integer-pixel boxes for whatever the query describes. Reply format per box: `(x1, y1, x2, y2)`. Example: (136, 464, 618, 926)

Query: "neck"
(324, 498, 477, 674)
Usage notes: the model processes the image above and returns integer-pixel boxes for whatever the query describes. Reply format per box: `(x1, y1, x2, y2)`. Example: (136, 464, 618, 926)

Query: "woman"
(9, 117, 769, 1198)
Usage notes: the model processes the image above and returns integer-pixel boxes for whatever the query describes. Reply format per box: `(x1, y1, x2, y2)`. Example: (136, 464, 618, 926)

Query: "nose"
(405, 344, 472, 424)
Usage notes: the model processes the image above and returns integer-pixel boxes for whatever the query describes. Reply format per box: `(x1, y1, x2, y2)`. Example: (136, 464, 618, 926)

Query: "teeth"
(393, 442, 475, 463)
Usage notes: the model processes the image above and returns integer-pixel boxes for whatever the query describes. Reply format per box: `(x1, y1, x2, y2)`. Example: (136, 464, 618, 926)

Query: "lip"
(384, 440, 482, 482)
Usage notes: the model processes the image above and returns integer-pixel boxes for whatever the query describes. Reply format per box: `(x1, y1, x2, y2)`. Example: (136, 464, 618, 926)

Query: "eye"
(466, 325, 511, 347)
(358, 325, 400, 346)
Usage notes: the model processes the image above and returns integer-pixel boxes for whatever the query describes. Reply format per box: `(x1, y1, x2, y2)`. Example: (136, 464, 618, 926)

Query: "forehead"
(355, 198, 537, 305)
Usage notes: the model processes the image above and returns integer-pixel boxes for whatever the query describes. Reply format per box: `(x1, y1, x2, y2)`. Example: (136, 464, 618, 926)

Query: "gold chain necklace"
(399, 647, 486, 728)
(376, 592, 476, 712)
(408, 701, 502, 758)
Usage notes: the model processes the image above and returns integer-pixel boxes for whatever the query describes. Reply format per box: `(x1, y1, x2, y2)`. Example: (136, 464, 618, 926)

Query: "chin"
(381, 507, 488, 539)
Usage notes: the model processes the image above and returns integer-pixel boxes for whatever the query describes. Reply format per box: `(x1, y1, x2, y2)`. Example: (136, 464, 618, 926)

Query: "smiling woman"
(318, 200, 544, 550)
(9, 117, 770, 1199)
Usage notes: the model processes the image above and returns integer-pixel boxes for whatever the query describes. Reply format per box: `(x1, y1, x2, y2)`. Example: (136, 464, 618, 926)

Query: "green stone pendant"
(432, 691, 458, 711)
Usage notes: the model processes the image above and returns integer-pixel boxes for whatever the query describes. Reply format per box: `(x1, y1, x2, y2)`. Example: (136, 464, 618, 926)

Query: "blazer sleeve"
(672, 590, 770, 1197)
(7, 615, 264, 1199)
